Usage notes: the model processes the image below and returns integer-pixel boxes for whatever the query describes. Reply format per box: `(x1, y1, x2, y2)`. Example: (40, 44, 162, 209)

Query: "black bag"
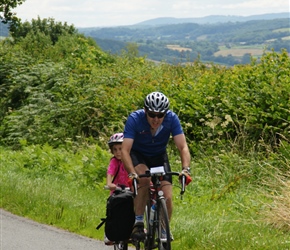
(97, 190, 135, 241)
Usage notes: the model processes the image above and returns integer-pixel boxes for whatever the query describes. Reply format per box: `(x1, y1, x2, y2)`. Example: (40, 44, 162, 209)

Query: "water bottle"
(149, 203, 156, 226)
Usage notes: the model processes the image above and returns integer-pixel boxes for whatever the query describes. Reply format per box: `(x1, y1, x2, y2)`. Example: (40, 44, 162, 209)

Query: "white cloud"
(223, 0, 289, 12)
(14, 0, 289, 27)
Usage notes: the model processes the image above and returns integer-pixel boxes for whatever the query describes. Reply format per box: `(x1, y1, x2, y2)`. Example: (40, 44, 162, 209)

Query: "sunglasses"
(147, 111, 165, 119)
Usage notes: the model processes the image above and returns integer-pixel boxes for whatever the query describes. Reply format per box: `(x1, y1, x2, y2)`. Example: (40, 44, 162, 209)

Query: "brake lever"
(133, 178, 138, 196)
(180, 174, 186, 199)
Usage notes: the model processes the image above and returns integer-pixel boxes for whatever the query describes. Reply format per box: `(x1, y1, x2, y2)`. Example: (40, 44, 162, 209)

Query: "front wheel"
(144, 201, 155, 250)
(157, 198, 171, 250)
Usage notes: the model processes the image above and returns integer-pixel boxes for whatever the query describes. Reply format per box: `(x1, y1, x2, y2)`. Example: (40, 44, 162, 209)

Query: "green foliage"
(172, 51, 290, 152)
(0, 17, 289, 155)
(11, 17, 77, 44)
(0, 144, 110, 186)
(0, 21, 115, 146)
(0, 0, 24, 29)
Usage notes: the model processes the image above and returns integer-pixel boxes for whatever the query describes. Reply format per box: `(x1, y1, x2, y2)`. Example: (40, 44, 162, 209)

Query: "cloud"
(14, 0, 290, 27)
(172, 0, 289, 17)
(223, 0, 289, 10)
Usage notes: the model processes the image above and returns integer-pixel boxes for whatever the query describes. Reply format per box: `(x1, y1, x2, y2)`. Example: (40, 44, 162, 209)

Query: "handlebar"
(132, 168, 186, 197)
(138, 170, 180, 179)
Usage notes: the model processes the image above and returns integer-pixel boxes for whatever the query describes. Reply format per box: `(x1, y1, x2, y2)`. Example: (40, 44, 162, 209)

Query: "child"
(104, 132, 130, 245)
(106, 132, 129, 193)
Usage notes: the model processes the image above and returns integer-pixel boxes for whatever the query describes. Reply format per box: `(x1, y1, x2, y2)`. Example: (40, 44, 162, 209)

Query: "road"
(0, 209, 133, 250)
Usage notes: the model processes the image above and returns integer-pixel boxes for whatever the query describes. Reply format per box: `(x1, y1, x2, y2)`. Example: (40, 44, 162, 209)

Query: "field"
(273, 28, 290, 33)
(166, 43, 270, 58)
(214, 45, 267, 57)
(166, 44, 192, 52)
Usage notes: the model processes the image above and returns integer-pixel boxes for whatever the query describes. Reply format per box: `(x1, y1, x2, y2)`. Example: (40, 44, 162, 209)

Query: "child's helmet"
(108, 133, 124, 148)
(144, 92, 169, 113)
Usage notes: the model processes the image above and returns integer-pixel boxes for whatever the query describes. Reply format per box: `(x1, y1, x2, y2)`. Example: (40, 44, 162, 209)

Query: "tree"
(0, 0, 25, 31)
(11, 17, 77, 44)
(125, 42, 139, 58)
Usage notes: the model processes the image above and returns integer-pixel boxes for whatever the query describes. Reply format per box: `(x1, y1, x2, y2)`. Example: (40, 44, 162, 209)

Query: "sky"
(14, 0, 289, 28)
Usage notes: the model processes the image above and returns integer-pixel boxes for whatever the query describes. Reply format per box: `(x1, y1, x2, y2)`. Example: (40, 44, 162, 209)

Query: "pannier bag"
(97, 190, 135, 241)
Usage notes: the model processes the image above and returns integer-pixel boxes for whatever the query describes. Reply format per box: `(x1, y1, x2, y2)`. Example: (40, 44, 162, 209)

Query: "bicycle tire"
(157, 198, 171, 250)
(114, 242, 128, 250)
(144, 200, 155, 250)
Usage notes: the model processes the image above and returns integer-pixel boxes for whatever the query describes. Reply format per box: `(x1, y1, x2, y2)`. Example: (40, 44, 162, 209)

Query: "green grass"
(0, 165, 107, 239)
(1, 145, 290, 249)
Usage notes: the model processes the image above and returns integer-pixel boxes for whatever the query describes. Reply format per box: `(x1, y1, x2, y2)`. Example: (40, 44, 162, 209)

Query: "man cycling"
(121, 91, 191, 240)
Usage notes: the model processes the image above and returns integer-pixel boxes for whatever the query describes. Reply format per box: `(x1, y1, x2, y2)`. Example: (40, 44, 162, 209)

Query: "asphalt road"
(0, 209, 119, 250)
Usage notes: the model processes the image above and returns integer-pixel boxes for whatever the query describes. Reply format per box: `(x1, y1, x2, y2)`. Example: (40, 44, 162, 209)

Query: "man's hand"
(179, 169, 192, 185)
(127, 172, 139, 187)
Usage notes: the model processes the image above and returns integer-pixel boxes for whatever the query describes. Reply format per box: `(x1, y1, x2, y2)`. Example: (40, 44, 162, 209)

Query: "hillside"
(134, 12, 290, 26)
(79, 17, 290, 66)
(0, 22, 9, 36)
(2, 12, 289, 66)
(80, 18, 289, 42)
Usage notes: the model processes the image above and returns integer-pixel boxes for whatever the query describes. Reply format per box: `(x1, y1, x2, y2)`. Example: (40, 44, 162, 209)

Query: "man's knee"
(135, 164, 150, 186)
(161, 182, 172, 196)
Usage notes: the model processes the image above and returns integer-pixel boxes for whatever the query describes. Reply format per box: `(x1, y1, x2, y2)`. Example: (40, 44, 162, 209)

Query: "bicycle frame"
(135, 166, 186, 250)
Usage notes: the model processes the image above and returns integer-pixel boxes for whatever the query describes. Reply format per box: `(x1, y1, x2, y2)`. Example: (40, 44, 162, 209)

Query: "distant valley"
(78, 12, 290, 66)
(1, 12, 289, 66)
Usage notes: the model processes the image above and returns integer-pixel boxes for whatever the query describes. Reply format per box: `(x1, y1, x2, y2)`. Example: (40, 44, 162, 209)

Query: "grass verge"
(1, 145, 289, 249)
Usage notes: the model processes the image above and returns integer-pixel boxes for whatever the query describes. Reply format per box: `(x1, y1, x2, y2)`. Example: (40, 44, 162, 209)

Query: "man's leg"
(134, 163, 150, 215)
(131, 163, 150, 240)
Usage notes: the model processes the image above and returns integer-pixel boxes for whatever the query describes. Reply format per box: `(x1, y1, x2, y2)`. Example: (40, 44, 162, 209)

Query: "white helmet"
(108, 133, 124, 148)
(144, 92, 169, 113)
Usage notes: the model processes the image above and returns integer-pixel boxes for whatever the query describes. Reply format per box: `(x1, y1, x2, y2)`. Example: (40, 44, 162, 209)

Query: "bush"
(0, 17, 289, 154)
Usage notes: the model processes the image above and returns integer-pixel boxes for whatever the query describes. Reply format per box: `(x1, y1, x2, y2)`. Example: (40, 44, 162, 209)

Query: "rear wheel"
(157, 198, 171, 250)
(114, 242, 128, 250)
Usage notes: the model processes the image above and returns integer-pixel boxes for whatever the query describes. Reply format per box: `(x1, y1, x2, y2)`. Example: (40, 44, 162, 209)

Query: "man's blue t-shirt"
(123, 109, 184, 156)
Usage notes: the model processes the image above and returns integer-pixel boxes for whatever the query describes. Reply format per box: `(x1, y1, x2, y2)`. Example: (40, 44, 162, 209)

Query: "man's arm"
(173, 134, 191, 169)
(121, 138, 136, 174)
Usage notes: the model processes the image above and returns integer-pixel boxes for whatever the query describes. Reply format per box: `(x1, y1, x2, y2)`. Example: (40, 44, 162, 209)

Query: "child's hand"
(107, 183, 117, 190)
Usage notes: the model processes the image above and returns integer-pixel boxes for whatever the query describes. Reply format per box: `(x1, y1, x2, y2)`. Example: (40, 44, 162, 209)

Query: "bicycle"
(99, 167, 187, 250)
(132, 166, 187, 250)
